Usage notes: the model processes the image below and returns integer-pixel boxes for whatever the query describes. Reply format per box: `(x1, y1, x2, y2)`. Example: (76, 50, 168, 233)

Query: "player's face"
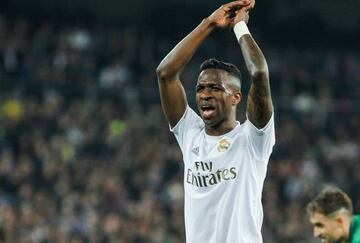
(195, 69, 238, 126)
(309, 213, 346, 243)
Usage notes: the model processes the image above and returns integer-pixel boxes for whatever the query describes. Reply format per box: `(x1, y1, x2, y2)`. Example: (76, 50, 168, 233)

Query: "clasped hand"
(207, 0, 255, 28)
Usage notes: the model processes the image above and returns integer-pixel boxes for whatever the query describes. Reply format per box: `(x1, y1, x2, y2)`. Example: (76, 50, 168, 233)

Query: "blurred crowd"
(0, 15, 360, 243)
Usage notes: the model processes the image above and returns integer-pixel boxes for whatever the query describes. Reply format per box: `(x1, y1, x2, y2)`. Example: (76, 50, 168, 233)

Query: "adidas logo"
(192, 146, 199, 156)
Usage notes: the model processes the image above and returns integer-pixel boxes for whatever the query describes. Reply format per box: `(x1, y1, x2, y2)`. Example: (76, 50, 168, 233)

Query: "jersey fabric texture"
(350, 215, 360, 243)
(170, 106, 275, 243)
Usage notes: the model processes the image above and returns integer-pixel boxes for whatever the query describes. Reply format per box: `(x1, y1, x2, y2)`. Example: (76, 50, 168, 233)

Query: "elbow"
(156, 64, 165, 76)
(156, 65, 167, 80)
(156, 64, 175, 82)
(250, 65, 269, 81)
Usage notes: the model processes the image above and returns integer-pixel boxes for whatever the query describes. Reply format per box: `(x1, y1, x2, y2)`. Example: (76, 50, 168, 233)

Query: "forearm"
(156, 18, 214, 81)
(239, 34, 268, 78)
(239, 34, 273, 128)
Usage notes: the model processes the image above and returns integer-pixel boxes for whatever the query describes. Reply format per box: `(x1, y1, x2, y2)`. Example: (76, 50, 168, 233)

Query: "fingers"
(222, 0, 251, 12)
(244, 0, 255, 11)
(210, 0, 253, 28)
(222, 0, 255, 13)
(230, 8, 250, 26)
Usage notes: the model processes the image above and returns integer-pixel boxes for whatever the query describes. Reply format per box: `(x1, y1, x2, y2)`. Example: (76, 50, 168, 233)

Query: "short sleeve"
(170, 105, 203, 153)
(244, 113, 275, 162)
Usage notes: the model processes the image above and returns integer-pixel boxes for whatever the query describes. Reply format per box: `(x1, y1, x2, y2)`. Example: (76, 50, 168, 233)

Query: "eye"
(196, 86, 204, 93)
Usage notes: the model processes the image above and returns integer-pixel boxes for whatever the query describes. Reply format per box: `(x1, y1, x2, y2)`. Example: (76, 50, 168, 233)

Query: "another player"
(307, 187, 360, 243)
(156, 0, 275, 242)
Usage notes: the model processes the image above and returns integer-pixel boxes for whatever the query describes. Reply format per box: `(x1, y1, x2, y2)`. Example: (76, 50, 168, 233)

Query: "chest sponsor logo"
(186, 161, 237, 187)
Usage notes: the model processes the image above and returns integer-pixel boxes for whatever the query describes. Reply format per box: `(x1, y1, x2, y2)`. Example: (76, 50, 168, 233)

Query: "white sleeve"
(170, 105, 203, 153)
(245, 113, 275, 162)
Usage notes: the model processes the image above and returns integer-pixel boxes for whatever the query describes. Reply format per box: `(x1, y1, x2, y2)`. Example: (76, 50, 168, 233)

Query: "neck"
(343, 216, 352, 241)
(205, 119, 237, 136)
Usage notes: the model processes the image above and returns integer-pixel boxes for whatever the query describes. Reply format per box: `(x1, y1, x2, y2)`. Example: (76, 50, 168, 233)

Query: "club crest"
(218, 138, 230, 152)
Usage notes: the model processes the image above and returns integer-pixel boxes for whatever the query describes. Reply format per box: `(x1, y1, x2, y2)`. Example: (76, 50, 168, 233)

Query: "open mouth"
(319, 237, 327, 243)
(201, 105, 216, 119)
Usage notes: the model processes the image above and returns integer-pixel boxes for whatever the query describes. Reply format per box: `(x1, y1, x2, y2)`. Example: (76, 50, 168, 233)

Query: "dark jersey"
(350, 215, 360, 243)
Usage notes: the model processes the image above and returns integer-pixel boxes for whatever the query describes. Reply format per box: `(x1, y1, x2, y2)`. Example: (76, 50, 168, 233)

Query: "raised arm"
(233, 7, 273, 129)
(156, 0, 251, 127)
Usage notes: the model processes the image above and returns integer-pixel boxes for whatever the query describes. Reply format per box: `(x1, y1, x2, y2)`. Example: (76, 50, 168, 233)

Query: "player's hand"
(231, 8, 250, 26)
(245, 0, 255, 11)
(230, 0, 254, 26)
(207, 0, 251, 29)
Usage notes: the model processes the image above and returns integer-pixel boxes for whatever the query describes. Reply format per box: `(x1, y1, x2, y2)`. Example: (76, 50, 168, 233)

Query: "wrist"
(203, 17, 216, 28)
(233, 21, 251, 41)
(201, 17, 216, 32)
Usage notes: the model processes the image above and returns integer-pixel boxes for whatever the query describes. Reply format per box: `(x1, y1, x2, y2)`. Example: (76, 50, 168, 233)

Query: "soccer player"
(307, 187, 360, 243)
(156, 0, 275, 242)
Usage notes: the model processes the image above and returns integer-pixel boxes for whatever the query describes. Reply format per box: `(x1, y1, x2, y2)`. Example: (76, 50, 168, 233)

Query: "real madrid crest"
(218, 138, 230, 152)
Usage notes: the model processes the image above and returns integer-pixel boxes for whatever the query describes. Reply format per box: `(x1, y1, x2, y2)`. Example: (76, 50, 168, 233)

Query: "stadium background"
(0, 0, 359, 242)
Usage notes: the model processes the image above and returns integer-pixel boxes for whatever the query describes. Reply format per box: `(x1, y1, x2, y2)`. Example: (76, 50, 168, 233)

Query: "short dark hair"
(307, 187, 353, 216)
(200, 58, 242, 87)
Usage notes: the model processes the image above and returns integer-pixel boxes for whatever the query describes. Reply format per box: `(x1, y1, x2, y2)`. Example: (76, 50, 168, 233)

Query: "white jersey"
(170, 106, 275, 243)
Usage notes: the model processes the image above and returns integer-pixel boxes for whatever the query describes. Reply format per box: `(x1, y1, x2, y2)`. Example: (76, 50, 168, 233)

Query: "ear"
(335, 215, 344, 226)
(232, 92, 242, 105)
